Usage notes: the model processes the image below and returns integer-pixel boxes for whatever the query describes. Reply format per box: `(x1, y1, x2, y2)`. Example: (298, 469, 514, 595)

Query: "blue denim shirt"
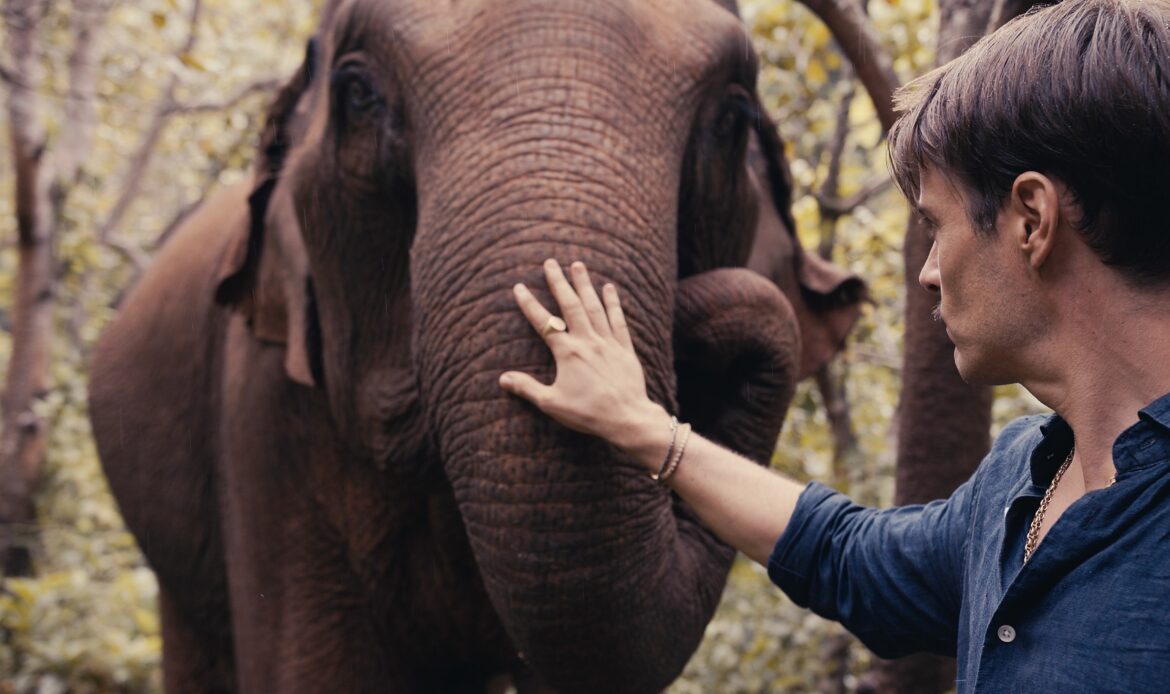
(768, 392, 1170, 693)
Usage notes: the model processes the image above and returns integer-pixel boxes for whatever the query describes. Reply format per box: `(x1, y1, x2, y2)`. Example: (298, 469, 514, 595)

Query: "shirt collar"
(1031, 391, 1170, 483)
(1138, 391, 1170, 432)
(1031, 415, 1073, 487)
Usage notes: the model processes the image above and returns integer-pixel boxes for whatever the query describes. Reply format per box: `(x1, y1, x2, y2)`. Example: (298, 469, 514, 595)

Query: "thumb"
(499, 371, 552, 408)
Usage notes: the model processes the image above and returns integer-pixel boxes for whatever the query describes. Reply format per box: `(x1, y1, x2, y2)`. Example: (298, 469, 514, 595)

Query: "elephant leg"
(159, 588, 236, 693)
(218, 324, 409, 691)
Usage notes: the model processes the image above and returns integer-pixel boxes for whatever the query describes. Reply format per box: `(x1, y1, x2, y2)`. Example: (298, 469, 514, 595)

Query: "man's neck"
(1022, 277, 1170, 486)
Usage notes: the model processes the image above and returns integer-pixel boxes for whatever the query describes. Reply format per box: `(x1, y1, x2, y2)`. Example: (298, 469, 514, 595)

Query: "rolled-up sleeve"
(767, 478, 975, 658)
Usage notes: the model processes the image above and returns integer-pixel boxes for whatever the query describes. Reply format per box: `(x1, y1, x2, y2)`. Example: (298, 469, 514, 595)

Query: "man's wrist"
(611, 401, 675, 471)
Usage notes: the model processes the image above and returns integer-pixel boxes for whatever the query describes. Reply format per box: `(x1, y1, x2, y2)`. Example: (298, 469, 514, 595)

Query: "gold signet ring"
(541, 316, 567, 338)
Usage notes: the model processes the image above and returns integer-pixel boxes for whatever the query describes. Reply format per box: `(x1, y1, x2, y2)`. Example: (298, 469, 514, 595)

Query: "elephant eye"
(331, 63, 383, 121)
(714, 86, 757, 139)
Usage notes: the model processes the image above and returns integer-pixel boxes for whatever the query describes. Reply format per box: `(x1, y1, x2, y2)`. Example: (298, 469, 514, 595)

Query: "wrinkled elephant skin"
(88, 1, 864, 692)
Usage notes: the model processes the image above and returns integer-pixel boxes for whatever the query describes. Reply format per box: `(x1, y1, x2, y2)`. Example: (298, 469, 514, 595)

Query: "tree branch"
(5, 0, 47, 245)
(796, 0, 901, 130)
(96, 0, 203, 242)
(165, 75, 281, 115)
(817, 71, 855, 258)
(0, 59, 18, 87)
(815, 174, 893, 216)
(51, 0, 106, 188)
(103, 237, 149, 273)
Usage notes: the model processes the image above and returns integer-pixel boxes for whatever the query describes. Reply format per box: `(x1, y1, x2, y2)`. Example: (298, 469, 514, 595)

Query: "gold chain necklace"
(1023, 447, 1074, 563)
(1023, 444, 1117, 563)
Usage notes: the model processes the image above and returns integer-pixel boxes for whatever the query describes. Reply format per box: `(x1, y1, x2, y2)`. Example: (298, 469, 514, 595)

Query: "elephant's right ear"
(214, 177, 319, 387)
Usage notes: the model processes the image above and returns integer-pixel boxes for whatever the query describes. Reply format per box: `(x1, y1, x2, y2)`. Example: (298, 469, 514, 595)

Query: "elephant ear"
(212, 39, 322, 386)
(747, 105, 869, 379)
(214, 177, 319, 387)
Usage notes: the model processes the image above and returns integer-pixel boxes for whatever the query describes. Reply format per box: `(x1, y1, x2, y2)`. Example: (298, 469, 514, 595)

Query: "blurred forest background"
(0, 0, 1044, 691)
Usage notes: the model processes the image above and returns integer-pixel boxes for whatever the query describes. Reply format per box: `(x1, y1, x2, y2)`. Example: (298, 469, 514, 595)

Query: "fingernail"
(499, 373, 513, 389)
(513, 283, 526, 294)
(572, 261, 585, 272)
(545, 258, 559, 270)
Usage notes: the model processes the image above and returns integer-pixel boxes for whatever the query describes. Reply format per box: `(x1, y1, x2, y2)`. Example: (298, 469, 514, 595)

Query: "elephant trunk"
(412, 188, 700, 691)
(412, 164, 796, 690)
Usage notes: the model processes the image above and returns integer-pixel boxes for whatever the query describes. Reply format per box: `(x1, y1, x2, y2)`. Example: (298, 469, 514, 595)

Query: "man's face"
(916, 168, 1046, 384)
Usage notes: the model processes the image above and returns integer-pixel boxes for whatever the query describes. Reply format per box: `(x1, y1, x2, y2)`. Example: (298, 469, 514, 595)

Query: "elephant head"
(214, 1, 863, 690)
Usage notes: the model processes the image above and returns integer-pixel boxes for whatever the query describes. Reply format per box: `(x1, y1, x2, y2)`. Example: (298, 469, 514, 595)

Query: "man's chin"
(953, 348, 1012, 386)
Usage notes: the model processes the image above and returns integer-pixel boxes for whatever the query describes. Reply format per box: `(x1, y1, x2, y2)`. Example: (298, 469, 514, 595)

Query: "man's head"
(889, 0, 1170, 287)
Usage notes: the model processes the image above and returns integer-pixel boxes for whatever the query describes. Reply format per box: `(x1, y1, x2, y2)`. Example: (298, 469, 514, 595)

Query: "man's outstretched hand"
(498, 259, 669, 453)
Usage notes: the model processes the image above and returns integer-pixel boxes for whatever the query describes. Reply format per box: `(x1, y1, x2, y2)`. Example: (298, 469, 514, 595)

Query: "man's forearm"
(617, 405, 806, 565)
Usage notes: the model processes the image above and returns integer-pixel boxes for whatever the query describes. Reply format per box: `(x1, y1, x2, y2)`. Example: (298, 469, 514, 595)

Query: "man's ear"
(1009, 171, 1061, 270)
(214, 177, 319, 387)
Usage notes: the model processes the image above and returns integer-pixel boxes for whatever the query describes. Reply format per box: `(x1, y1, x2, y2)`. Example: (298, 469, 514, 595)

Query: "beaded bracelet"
(650, 416, 680, 482)
(656, 423, 691, 484)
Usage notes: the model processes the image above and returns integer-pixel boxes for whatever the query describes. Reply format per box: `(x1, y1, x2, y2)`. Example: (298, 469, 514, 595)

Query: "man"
(498, 0, 1170, 690)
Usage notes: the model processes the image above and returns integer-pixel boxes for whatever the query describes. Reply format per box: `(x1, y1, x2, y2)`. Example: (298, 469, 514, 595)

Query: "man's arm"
(612, 402, 804, 565)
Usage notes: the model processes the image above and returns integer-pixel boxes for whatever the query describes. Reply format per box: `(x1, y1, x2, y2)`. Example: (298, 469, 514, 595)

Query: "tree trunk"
(0, 154, 53, 578)
(1, 0, 104, 577)
(1, 0, 52, 578)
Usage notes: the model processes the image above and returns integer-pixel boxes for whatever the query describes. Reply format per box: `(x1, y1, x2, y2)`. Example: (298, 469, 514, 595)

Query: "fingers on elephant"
(602, 283, 634, 352)
(498, 368, 554, 409)
(512, 282, 561, 342)
(542, 259, 592, 335)
(569, 262, 611, 338)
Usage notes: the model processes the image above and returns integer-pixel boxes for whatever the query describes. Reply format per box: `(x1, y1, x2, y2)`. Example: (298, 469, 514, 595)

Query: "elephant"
(88, 1, 865, 691)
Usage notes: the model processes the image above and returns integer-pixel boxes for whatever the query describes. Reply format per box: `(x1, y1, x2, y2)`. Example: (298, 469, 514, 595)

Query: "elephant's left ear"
(214, 176, 318, 387)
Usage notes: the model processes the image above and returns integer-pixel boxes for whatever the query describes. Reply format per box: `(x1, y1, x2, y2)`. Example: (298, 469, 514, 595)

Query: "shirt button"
(997, 625, 1017, 643)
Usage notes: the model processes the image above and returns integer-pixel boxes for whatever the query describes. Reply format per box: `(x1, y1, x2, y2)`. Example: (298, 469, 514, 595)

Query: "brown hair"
(889, 0, 1170, 284)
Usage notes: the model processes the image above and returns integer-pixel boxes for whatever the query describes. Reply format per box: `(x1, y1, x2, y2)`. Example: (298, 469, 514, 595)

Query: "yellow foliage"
(806, 58, 828, 85)
(178, 52, 207, 71)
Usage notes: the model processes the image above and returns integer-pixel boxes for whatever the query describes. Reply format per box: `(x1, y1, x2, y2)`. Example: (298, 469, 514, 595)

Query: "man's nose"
(918, 240, 941, 293)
